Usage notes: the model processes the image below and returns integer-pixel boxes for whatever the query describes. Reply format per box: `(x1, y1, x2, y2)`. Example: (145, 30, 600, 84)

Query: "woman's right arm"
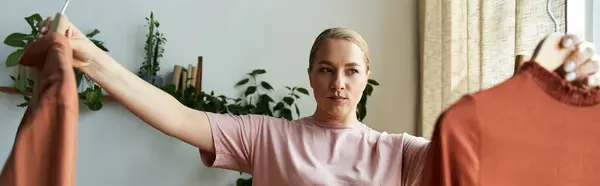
(80, 52, 215, 152)
(81, 50, 269, 173)
(42, 18, 270, 172)
(29, 14, 220, 154)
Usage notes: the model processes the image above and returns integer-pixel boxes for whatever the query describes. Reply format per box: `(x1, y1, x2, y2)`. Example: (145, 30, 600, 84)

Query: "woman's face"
(308, 39, 370, 119)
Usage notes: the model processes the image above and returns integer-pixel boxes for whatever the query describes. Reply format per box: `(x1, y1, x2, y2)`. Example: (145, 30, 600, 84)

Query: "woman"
(39, 18, 598, 185)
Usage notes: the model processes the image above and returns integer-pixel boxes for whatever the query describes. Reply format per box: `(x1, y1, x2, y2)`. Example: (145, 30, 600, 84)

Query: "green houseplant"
(3, 13, 110, 110)
(160, 69, 309, 120)
(138, 11, 166, 86)
(159, 68, 379, 186)
(357, 79, 380, 121)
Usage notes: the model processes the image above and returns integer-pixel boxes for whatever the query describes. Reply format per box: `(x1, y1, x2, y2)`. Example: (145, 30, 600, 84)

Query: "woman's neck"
(311, 109, 359, 125)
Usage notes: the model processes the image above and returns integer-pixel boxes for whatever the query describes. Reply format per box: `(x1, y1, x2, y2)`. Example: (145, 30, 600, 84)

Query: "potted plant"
(3, 13, 110, 110)
(138, 11, 167, 86)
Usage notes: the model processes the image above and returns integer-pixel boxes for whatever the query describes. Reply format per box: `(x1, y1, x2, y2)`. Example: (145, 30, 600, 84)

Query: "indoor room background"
(0, 0, 420, 185)
(0, 0, 597, 185)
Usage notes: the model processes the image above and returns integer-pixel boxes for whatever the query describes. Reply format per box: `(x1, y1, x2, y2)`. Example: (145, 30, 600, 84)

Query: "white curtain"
(419, 0, 566, 138)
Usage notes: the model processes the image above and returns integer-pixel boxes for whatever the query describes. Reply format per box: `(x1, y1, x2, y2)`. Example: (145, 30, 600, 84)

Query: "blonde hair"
(308, 27, 370, 70)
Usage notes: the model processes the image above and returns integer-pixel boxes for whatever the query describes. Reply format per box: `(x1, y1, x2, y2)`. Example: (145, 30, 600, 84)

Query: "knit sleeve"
(420, 95, 481, 186)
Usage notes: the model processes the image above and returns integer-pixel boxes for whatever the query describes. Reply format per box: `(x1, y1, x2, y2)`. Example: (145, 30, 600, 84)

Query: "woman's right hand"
(38, 16, 104, 69)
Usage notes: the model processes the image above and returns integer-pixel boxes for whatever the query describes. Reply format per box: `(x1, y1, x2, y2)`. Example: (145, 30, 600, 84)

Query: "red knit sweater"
(421, 61, 600, 186)
(0, 33, 78, 186)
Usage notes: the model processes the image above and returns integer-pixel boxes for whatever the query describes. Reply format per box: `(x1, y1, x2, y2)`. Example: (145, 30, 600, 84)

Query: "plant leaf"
(82, 85, 102, 111)
(357, 103, 367, 121)
(249, 69, 266, 76)
(24, 13, 42, 32)
(27, 78, 35, 86)
(294, 104, 300, 117)
(236, 78, 249, 86)
(296, 87, 309, 95)
(17, 102, 28, 107)
(86, 29, 101, 38)
(368, 79, 380, 86)
(90, 39, 109, 52)
(84, 87, 101, 100)
(357, 94, 368, 121)
(227, 104, 239, 114)
(5, 49, 23, 67)
(74, 68, 84, 87)
(281, 108, 292, 120)
(259, 94, 274, 103)
(365, 85, 374, 96)
(87, 102, 103, 110)
(244, 86, 257, 97)
(260, 81, 273, 90)
(160, 83, 177, 96)
(14, 77, 26, 93)
(4, 33, 29, 47)
(283, 96, 294, 105)
(273, 102, 285, 110)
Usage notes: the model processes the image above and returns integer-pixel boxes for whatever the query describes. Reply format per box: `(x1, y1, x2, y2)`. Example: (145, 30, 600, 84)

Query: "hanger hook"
(546, 0, 558, 32)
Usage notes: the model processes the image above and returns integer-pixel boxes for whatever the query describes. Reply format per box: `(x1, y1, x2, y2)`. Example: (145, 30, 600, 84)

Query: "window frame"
(590, 0, 600, 50)
(573, 0, 597, 49)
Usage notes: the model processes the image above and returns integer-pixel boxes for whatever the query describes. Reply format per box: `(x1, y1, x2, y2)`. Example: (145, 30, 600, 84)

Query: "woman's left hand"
(559, 34, 599, 88)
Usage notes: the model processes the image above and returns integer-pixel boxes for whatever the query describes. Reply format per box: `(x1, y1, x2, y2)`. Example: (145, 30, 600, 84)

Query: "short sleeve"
(199, 112, 269, 173)
(420, 95, 481, 186)
(401, 134, 430, 186)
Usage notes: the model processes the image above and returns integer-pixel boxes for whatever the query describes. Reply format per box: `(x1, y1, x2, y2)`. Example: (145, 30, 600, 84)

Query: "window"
(573, 0, 598, 49)
(590, 0, 600, 49)
(565, 0, 588, 39)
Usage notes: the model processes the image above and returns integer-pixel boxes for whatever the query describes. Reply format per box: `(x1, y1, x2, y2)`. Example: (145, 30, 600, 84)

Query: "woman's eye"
(320, 68, 333, 72)
(348, 69, 359, 74)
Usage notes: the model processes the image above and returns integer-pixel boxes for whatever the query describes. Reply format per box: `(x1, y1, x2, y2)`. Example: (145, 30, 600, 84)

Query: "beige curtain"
(419, 0, 566, 139)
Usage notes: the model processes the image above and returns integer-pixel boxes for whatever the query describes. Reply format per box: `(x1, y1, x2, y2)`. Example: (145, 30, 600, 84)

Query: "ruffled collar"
(520, 62, 600, 106)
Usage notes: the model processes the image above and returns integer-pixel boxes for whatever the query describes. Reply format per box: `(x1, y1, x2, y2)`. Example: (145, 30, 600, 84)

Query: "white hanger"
(528, 0, 569, 72)
(50, 0, 71, 34)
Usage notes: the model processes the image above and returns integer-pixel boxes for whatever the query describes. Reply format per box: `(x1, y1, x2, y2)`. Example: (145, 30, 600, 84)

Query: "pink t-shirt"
(199, 112, 430, 185)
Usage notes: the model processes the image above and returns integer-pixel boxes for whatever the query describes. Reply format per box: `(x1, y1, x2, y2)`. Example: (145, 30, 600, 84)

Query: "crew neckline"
(521, 61, 600, 106)
(303, 116, 365, 129)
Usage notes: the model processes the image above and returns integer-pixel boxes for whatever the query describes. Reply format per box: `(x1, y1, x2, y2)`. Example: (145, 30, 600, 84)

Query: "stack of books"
(171, 56, 203, 91)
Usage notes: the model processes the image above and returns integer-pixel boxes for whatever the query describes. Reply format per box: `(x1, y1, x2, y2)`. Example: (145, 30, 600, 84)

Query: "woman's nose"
(330, 74, 346, 90)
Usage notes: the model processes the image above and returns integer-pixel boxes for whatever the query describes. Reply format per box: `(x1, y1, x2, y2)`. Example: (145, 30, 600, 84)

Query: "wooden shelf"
(0, 86, 23, 95)
(0, 86, 115, 101)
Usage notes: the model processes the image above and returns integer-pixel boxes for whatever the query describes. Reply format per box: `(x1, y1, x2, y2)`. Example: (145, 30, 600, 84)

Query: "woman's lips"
(328, 96, 348, 103)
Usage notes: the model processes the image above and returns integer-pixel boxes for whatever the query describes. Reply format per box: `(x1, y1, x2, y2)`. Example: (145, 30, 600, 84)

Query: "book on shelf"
(171, 57, 202, 92)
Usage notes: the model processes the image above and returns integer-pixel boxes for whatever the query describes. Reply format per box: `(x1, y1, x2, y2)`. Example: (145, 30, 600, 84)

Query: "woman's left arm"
(400, 135, 430, 186)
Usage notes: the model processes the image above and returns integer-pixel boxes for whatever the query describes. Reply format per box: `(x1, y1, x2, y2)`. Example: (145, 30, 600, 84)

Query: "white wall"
(0, 0, 420, 185)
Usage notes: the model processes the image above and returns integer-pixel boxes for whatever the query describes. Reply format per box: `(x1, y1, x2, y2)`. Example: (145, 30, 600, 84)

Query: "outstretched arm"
(39, 16, 216, 153)
(82, 52, 215, 152)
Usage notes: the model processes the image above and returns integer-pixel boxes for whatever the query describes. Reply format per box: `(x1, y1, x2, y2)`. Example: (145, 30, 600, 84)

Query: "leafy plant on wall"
(159, 68, 379, 186)
(231, 69, 310, 120)
(138, 11, 167, 86)
(357, 79, 380, 121)
(161, 69, 309, 120)
(3, 13, 109, 110)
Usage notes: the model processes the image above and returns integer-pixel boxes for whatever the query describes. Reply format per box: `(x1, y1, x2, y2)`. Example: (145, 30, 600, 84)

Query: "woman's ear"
(307, 67, 314, 87)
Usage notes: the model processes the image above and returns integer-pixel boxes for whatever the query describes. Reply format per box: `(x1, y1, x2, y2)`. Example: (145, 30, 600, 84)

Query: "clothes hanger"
(528, 0, 571, 72)
(49, 0, 72, 34)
